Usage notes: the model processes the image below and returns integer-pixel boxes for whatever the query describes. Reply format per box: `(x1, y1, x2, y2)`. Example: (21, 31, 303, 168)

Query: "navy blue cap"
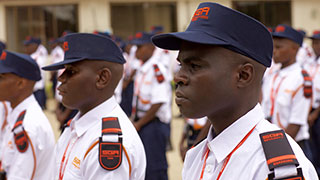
(151, 26, 164, 34)
(0, 50, 41, 81)
(93, 30, 112, 39)
(152, 2, 273, 67)
(297, 29, 307, 37)
(131, 32, 153, 45)
(272, 24, 303, 46)
(309, 30, 320, 40)
(23, 36, 41, 45)
(42, 33, 126, 71)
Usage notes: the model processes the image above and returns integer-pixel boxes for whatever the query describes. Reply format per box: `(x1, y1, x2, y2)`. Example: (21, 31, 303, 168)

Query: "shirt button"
(206, 164, 213, 172)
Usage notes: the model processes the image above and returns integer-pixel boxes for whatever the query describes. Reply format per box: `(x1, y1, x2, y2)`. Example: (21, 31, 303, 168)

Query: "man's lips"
(57, 86, 67, 95)
(175, 91, 188, 105)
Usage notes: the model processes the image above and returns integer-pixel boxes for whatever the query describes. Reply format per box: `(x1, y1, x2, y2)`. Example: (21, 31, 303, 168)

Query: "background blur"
(0, 0, 319, 179)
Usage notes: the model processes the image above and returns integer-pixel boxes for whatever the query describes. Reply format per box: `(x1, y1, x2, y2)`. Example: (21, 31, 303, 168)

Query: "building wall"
(0, 0, 319, 42)
(292, 0, 320, 33)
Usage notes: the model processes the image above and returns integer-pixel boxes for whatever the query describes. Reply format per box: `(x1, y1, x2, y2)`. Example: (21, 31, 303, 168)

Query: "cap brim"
(0, 65, 14, 74)
(272, 32, 290, 40)
(308, 36, 320, 40)
(152, 31, 228, 50)
(42, 57, 86, 71)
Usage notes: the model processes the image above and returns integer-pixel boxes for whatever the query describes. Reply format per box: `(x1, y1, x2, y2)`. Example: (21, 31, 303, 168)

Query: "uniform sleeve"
(288, 84, 311, 125)
(6, 131, 37, 180)
(81, 145, 131, 180)
(150, 65, 171, 105)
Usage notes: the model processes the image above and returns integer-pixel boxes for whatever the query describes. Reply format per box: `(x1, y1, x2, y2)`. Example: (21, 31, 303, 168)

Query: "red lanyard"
(199, 124, 257, 180)
(269, 73, 286, 118)
(59, 136, 78, 180)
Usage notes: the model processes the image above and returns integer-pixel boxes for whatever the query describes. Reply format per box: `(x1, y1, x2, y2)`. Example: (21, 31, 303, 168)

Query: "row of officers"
(0, 1, 320, 179)
(0, 26, 174, 179)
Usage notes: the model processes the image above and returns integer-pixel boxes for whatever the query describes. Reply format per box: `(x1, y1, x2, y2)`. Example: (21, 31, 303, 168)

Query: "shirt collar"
(71, 96, 118, 138)
(279, 62, 299, 76)
(8, 95, 35, 129)
(139, 52, 159, 73)
(206, 104, 263, 163)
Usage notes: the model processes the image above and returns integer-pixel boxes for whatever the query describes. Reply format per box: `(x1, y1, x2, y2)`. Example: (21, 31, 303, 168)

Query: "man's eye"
(190, 63, 201, 70)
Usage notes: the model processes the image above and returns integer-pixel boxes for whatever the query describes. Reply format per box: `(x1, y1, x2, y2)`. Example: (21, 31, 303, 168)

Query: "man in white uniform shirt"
(0, 50, 55, 180)
(24, 36, 48, 109)
(262, 24, 313, 161)
(131, 32, 172, 180)
(43, 33, 146, 180)
(152, 2, 318, 179)
(305, 30, 320, 176)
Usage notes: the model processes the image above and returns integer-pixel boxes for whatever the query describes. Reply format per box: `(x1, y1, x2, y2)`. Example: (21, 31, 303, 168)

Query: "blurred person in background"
(131, 32, 172, 180)
(24, 36, 48, 110)
(0, 50, 55, 180)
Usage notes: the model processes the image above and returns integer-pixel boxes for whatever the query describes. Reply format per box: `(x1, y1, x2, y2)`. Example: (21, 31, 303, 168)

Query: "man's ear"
(96, 67, 112, 90)
(236, 62, 255, 88)
(16, 77, 27, 90)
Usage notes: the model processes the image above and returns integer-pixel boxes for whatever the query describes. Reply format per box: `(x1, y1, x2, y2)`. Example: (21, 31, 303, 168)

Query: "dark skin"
(57, 60, 123, 117)
(273, 37, 299, 69)
(272, 37, 301, 139)
(133, 43, 162, 131)
(0, 73, 35, 109)
(312, 39, 320, 58)
(24, 43, 39, 55)
(175, 42, 266, 135)
(307, 39, 320, 126)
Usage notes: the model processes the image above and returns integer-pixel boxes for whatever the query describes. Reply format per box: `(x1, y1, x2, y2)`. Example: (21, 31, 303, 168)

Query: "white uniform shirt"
(31, 44, 48, 91)
(261, 63, 311, 141)
(1, 95, 55, 180)
(50, 46, 65, 102)
(153, 47, 173, 81)
(54, 96, 146, 180)
(133, 54, 172, 124)
(50, 45, 64, 64)
(182, 104, 318, 180)
(0, 101, 10, 161)
(296, 42, 315, 66)
(303, 57, 320, 108)
(186, 117, 208, 130)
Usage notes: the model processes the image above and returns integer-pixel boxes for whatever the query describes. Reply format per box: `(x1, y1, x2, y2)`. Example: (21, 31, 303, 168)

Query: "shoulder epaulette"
(153, 64, 165, 83)
(11, 110, 29, 153)
(99, 117, 123, 171)
(260, 130, 304, 180)
(301, 69, 312, 98)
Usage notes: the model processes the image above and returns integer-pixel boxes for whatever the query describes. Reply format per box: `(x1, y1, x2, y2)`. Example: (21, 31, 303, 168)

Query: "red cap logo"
(275, 26, 285, 32)
(135, 32, 143, 39)
(63, 41, 69, 52)
(313, 30, 320, 35)
(192, 7, 211, 22)
(0, 51, 7, 60)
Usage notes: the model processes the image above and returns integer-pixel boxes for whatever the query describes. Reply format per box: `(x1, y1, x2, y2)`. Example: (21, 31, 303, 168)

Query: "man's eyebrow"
(177, 56, 201, 63)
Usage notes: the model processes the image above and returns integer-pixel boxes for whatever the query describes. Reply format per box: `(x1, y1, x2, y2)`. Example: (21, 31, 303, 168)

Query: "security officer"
(262, 25, 313, 161)
(42, 33, 146, 179)
(24, 36, 48, 109)
(0, 50, 55, 180)
(131, 32, 172, 180)
(305, 30, 320, 176)
(152, 2, 318, 179)
(296, 29, 314, 66)
(0, 101, 10, 171)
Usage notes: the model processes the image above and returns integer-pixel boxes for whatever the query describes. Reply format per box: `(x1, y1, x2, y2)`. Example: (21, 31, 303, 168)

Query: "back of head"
(0, 50, 41, 82)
